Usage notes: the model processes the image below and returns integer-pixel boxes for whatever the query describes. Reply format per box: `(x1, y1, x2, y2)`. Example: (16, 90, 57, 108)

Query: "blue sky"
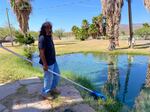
(0, 0, 150, 32)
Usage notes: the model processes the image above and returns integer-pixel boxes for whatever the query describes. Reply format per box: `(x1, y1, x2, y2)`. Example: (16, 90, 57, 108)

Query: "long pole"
(6, 8, 13, 46)
(128, 0, 133, 48)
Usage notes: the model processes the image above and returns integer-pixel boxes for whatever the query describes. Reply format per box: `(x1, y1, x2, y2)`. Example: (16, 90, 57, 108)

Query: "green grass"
(62, 71, 95, 90)
(0, 53, 42, 83)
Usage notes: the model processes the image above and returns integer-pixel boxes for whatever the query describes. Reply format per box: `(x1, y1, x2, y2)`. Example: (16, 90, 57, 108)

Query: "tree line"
(72, 14, 106, 41)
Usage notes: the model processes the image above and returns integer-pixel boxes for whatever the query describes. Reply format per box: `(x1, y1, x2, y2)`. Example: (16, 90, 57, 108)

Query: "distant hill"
(119, 24, 143, 35)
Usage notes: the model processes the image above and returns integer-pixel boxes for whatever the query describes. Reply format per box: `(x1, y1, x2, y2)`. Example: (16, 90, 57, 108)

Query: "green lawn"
(0, 46, 42, 83)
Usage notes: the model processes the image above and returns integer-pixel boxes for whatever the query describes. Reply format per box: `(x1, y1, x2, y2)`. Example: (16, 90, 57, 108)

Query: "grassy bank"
(0, 47, 42, 83)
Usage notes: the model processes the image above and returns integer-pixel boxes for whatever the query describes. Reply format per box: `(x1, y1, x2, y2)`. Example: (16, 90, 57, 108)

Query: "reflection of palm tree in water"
(134, 59, 150, 111)
(103, 55, 120, 99)
(145, 63, 150, 88)
(122, 55, 134, 102)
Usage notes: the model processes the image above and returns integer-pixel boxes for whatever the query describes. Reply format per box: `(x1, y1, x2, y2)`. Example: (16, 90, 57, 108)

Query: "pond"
(32, 53, 150, 108)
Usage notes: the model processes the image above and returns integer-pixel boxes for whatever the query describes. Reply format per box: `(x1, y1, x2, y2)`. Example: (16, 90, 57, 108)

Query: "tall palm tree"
(101, 0, 123, 50)
(114, 0, 124, 46)
(102, 0, 115, 50)
(92, 14, 103, 36)
(10, 0, 32, 34)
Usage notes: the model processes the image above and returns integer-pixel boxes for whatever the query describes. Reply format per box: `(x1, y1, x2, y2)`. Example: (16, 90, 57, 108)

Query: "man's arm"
(39, 48, 48, 71)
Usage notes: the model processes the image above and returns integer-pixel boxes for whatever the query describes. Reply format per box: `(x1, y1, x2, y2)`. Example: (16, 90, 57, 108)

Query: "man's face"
(45, 25, 51, 34)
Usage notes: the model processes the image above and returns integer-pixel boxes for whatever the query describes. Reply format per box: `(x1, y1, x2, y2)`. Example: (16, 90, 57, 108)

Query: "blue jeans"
(41, 62, 60, 95)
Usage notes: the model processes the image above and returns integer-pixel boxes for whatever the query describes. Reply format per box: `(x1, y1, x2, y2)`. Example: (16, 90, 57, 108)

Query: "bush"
(24, 34, 35, 45)
(134, 24, 150, 40)
(23, 45, 35, 59)
(15, 31, 25, 44)
(15, 32, 35, 45)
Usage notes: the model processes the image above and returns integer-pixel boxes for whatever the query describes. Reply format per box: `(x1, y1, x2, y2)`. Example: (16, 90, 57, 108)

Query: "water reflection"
(122, 56, 134, 103)
(134, 62, 150, 111)
(102, 55, 120, 99)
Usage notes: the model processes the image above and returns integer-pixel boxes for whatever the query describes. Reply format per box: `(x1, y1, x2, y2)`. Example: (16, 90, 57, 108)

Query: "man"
(38, 21, 60, 98)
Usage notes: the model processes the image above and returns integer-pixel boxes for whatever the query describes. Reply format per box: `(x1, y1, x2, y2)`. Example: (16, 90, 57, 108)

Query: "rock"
(71, 104, 96, 112)
(26, 83, 43, 94)
(0, 82, 21, 100)
(58, 85, 83, 104)
(19, 77, 41, 85)
(0, 104, 6, 111)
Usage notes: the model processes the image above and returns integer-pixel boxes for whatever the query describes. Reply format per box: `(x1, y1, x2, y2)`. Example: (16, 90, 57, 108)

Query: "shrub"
(15, 32, 35, 45)
(14, 31, 25, 44)
(23, 45, 35, 59)
(134, 23, 150, 40)
(24, 34, 35, 45)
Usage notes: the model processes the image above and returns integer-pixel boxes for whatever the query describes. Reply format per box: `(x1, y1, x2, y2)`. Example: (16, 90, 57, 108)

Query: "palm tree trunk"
(128, 0, 133, 48)
(107, 17, 115, 50)
(114, 0, 123, 47)
(101, 0, 123, 50)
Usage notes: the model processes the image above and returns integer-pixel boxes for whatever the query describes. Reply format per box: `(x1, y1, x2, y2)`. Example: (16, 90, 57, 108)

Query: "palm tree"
(101, 0, 123, 50)
(92, 14, 103, 37)
(101, 0, 115, 50)
(88, 24, 99, 39)
(114, 0, 124, 46)
(10, 0, 32, 34)
(72, 25, 79, 38)
(82, 19, 89, 38)
(82, 19, 89, 30)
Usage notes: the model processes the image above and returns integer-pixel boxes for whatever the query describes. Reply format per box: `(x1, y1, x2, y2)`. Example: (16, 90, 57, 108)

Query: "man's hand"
(43, 64, 48, 71)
